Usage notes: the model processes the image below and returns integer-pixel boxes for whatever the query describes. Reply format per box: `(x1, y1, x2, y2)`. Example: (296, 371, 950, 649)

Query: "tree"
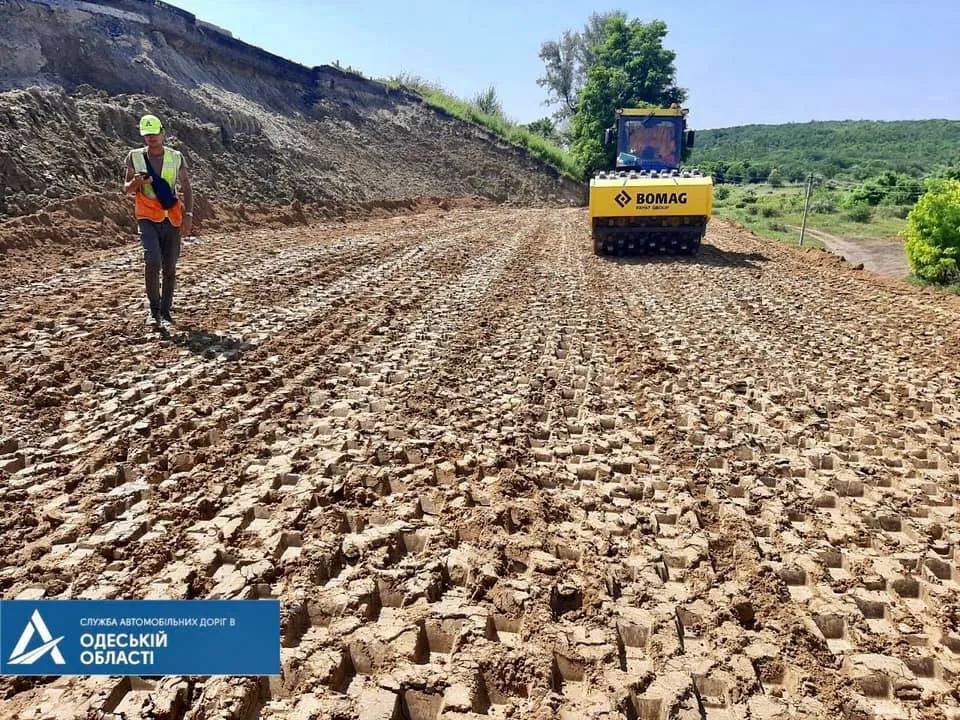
(569, 16, 686, 176)
(847, 172, 924, 207)
(747, 165, 770, 184)
(784, 166, 806, 184)
(472, 84, 503, 117)
(578, 11, 628, 74)
(767, 168, 783, 187)
(536, 31, 581, 121)
(537, 11, 627, 122)
(526, 117, 558, 142)
(903, 179, 960, 283)
(939, 165, 960, 181)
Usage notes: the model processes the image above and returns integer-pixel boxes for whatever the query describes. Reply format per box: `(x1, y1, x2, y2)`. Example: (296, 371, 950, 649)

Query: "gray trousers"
(139, 219, 180, 312)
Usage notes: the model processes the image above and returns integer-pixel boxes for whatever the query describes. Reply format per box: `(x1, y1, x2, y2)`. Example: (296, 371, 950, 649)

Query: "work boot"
(160, 308, 174, 324)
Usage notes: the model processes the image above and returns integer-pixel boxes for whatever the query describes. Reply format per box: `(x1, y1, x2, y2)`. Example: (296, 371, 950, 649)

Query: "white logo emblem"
(8, 610, 66, 665)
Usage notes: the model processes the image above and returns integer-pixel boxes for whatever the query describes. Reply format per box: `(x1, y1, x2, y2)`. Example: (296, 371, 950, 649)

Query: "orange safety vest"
(130, 147, 184, 226)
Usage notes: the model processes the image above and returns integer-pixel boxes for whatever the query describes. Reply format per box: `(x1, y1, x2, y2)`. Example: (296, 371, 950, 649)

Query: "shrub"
(903, 179, 960, 283)
(759, 206, 780, 218)
(746, 205, 759, 216)
(847, 183, 884, 207)
(735, 201, 746, 209)
(472, 84, 503, 117)
(742, 191, 758, 204)
(847, 204, 873, 223)
(782, 191, 806, 212)
(811, 197, 836, 214)
(714, 185, 731, 201)
(768, 221, 788, 232)
(847, 172, 925, 207)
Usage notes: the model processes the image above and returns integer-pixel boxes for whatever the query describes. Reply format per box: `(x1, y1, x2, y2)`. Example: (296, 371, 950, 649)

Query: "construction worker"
(123, 114, 193, 325)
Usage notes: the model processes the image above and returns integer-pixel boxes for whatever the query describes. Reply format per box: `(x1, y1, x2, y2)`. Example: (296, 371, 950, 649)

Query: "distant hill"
(689, 119, 960, 184)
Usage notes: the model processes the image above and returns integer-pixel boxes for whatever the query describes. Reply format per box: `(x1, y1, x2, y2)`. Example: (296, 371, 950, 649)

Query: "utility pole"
(799, 173, 813, 247)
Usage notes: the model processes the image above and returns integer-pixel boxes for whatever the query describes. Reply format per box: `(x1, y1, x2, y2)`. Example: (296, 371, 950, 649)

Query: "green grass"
(712, 184, 909, 249)
(380, 74, 582, 182)
(715, 184, 960, 297)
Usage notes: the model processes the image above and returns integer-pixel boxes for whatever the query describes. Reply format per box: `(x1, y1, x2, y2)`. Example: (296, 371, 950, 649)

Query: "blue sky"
(170, 0, 960, 130)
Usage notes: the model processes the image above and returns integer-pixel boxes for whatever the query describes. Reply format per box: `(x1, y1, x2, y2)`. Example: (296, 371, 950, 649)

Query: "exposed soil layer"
(0, 0, 583, 224)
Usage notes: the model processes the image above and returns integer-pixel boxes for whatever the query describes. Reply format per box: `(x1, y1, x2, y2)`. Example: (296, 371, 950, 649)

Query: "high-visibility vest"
(130, 147, 184, 226)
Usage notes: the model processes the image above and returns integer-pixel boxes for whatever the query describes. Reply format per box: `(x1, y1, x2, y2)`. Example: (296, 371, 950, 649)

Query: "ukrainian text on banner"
(0, 600, 280, 676)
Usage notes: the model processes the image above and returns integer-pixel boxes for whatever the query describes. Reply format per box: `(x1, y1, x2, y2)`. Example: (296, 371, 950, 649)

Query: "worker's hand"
(181, 216, 193, 238)
(126, 174, 145, 193)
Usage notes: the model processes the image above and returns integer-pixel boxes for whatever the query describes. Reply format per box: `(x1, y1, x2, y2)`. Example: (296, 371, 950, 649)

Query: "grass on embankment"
(380, 74, 583, 183)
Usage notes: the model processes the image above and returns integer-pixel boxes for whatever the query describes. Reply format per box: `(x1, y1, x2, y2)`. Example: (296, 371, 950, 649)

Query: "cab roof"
(617, 107, 687, 117)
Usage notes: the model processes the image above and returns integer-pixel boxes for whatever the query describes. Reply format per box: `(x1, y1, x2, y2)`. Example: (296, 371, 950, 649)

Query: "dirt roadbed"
(1, 209, 959, 719)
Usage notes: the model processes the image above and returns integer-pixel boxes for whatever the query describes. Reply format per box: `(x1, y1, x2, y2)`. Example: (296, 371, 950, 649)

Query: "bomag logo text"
(637, 192, 688, 205)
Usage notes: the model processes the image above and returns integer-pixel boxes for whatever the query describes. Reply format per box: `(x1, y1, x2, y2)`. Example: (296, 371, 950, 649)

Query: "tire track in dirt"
(587, 219, 960, 719)
(247, 210, 633, 719)
(1, 210, 959, 720)
(0, 211, 507, 592)
(0, 210, 488, 452)
(248, 213, 561, 719)
(0, 208, 542, 715)
(0, 210, 485, 435)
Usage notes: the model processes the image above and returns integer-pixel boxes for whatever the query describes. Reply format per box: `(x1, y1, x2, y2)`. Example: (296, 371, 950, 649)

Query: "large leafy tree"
(536, 30, 581, 122)
(568, 16, 686, 177)
(536, 11, 627, 122)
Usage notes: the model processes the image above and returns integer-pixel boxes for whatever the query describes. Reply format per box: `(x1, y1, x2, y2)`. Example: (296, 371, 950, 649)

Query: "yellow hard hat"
(139, 114, 163, 136)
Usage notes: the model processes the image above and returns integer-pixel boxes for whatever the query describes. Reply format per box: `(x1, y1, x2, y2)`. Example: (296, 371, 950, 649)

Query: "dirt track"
(2, 210, 960, 719)
(793, 226, 910, 280)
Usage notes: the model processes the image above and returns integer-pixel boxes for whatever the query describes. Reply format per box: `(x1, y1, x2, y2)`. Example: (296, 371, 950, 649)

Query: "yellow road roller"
(589, 106, 713, 255)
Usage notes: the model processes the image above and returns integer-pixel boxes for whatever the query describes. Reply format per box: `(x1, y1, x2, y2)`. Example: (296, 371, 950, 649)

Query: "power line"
(710, 178, 930, 200)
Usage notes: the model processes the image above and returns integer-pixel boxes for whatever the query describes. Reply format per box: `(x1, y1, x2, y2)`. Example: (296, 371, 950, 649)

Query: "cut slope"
(0, 0, 583, 230)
